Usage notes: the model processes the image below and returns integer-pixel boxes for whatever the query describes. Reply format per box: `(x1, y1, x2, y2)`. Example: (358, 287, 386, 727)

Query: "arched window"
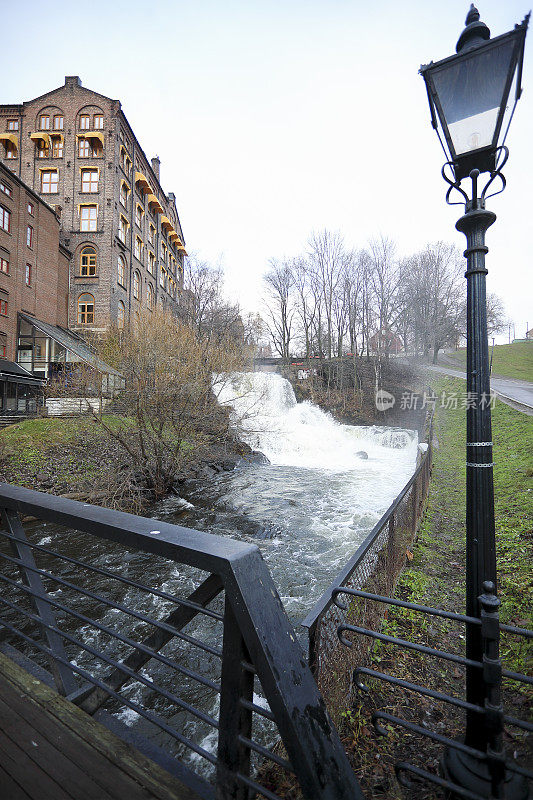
(117, 301, 125, 330)
(117, 255, 126, 287)
(77, 293, 94, 324)
(80, 246, 97, 276)
(133, 270, 141, 300)
(147, 283, 154, 310)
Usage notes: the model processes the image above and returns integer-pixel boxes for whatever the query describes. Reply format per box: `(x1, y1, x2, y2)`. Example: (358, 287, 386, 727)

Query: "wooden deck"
(0, 652, 201, 800)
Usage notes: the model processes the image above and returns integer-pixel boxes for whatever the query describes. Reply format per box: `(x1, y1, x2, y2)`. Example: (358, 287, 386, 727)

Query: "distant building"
(256, 343, 272, 358)
(526, 328, 533, 340)
(369, 329, 403, 356)
(0, 76, 187, 334)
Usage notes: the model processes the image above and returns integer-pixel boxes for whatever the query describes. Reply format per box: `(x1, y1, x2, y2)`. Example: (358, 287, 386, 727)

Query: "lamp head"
(420, 7, 529, 181)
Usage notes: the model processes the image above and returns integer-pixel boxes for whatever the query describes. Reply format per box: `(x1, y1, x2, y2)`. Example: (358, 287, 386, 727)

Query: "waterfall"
(215, 371, 418, 469)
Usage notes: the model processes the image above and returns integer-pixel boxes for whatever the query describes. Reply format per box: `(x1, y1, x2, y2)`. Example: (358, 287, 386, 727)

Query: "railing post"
(1, 508, 77, 696)
(387, 513, 396, 583)
(412, 480, 418, 532)
(308, 617, 319, 677)
(479, 581, 506, 798)
(216, 595, 253, 800)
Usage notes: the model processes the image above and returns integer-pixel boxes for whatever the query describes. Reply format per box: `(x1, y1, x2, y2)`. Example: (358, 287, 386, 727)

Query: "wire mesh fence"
(302, 407, 434, 708)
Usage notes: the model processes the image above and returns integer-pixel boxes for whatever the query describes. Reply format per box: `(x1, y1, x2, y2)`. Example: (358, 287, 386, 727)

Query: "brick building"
(0, 76, 187, 334)
(0, 161, 70, 362)
(0, 161, 70, 413)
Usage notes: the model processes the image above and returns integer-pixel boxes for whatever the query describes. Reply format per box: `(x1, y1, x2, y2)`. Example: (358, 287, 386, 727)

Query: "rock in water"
(356, 451, 369, 460)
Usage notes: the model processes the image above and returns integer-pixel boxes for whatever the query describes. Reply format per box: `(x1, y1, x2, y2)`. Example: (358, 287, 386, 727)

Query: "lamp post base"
(442, 746, 528, 799)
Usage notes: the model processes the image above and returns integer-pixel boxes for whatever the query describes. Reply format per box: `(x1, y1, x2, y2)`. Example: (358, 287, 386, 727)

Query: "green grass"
(0, 415, 132, 492)
(0, 414, 129, 454)
(398, 376, 533, 667)
(327, 379, 532, 798)
(445, 342, 533, 382)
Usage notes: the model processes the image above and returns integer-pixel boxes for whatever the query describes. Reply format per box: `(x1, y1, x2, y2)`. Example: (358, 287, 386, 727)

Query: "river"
(156, 371, 418, 621)
(12, 372, 418, 776)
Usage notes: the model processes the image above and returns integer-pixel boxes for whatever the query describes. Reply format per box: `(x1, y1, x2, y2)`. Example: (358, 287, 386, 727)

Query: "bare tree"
(367, 235, 400, 358)
(263, 259, 295, 358)
(292, 257, 317, 358)
(485, 293, 506, 337)
(307, 230, 349, 359)
(50, 311, 246, 501)
(401, 242, 464, 362)
(182, 254, 243, 342)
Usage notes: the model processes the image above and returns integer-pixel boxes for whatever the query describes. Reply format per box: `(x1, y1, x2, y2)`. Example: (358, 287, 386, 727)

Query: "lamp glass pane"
(498, 66, 518, 148)
(432, 38, 515, 155)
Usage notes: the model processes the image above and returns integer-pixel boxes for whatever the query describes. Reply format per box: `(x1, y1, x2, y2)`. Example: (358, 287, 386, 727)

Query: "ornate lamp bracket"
(442, 145, 509, 210)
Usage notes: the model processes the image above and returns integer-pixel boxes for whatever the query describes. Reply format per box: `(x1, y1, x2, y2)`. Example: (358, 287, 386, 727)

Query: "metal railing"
(301, 414, 433, 702)
(0, 483, 363, 800)
(334, 582, 532, 798)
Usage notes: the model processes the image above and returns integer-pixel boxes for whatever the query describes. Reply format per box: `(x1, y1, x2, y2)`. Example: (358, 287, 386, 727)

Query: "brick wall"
(0, 162, 69, 361)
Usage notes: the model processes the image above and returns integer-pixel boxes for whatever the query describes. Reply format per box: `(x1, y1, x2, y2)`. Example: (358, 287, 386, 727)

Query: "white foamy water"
(216, 371, 415, 470)
(193, 372, 419, 618)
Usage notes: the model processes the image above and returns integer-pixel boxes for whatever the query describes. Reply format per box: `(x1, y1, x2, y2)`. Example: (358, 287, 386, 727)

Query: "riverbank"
(0, 359, 421, 510)
(342, 375, 532, 799)
(290, 357, 426, 432)
(0, 415, 254, 511)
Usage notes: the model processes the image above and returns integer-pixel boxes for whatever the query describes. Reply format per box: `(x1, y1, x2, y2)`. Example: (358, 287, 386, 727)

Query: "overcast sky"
(4, 0, 532, 339)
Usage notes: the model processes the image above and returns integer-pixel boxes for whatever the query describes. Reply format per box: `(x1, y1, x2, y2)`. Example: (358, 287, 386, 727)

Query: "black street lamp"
(420, 5, 529, 798)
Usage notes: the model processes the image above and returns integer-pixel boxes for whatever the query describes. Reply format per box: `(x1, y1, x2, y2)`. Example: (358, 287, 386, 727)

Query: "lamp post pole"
(457, 170, 496, 750)
(419, 7, 530, 795)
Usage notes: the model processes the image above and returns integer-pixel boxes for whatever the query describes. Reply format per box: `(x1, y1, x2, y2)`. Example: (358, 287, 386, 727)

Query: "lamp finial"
(465, 4, 480, 26)
(456, 4, 491, 52)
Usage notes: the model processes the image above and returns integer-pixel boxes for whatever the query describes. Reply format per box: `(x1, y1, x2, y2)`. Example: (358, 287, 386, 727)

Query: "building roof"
(20, 313, 122, 377)
(0, 360, 43, 384)
(20, 76, 114, 108)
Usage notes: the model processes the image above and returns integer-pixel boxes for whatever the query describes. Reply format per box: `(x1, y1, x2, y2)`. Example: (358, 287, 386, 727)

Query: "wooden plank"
(0, 692, 116, 800)
(0, 652, 204, 800)
(78, 572, 223, 714)
(0, 764, 32, 800)
(1, 508, 77, 696)
(0, 728, 73, 800)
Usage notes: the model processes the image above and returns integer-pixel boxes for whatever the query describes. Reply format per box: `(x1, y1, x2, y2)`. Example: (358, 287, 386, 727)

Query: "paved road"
(425, 363, 533, 415)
